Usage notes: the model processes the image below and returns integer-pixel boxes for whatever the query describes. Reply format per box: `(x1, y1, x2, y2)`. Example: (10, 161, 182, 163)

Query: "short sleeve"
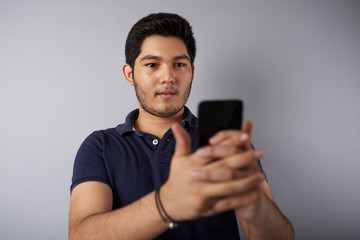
(70, 131, 110, 193)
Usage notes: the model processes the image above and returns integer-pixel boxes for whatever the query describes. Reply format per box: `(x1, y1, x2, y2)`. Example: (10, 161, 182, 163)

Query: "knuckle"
(252, 189, 261, 200)
(229, 170, 237, 180)
(220, 199, 233, 210)
(193, 202, 202, 213)
(202, 169, 211, 180)
(229, 146, 238, 154)
(226, 154, 243, 169)
(251, 150, 260, 159)
(215, 131, 226, 141)
(190, 197, 204, 216)
(207, 146, 215, 156)
(223, 184, 235, 195)
(222, 169, 236, 180)
(244, 189, 261, 204)
(241, 151, 256, 164)
(217, 160, 227, 168)
(217, 131, 226, 138)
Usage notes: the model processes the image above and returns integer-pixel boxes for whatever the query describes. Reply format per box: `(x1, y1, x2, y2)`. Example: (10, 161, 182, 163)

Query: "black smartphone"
(197, 100, 243, 148)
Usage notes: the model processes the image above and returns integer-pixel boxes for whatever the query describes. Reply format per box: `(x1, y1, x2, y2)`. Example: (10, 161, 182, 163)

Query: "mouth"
(157, 90, 176, 99)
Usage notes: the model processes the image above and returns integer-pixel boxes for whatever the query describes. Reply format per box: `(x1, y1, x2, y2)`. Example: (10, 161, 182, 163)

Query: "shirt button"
(152, 139, 159, 145)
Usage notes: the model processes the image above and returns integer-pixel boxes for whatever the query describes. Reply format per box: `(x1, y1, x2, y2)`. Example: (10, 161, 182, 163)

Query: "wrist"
(236, 189, 270, 225)
(239, 193, 294, 239)
(155, 187, 179, 229)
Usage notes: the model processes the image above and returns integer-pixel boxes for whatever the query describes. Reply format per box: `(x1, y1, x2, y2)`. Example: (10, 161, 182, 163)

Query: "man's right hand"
(160, 122, 265, 221)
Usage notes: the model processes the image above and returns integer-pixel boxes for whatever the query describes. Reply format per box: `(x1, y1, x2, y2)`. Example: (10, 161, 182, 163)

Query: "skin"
(123, 35, 195, 138)
(132, 54, 193, 118)
(69, 35, 294, 239)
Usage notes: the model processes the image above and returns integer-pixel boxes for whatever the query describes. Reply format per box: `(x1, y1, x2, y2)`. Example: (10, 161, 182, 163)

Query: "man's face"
(129, 35, 194, 118)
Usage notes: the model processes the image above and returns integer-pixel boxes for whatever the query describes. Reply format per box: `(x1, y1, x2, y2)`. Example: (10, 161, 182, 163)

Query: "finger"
(196, 145, 261, 169)
(172, 123, 191, 158)
(215, 150, 263, 170)
(242, 121, 253, 150)
(217, 133, 250, 148)
(191, 167, 237, 182)
(242, 121, 253, 139)
(196, 144, 239, 159)
(201, 188, 261, 217)
(192, 167, 254, 182)
(193, 149, 263, 183)
(208, 122, 254, 150)
(209, 131, 250, 149)
(208, 130, 246, 145)
(197, 148, 263, 170)
(194, 144, 245, 168)
(203, 172, 265, 198)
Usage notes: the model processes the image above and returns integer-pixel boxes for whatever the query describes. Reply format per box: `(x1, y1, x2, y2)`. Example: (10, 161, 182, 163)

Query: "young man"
(69, 13, 294, 239)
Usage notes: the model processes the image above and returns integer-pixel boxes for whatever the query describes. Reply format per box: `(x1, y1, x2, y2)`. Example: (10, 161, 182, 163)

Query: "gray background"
(1, 0, 359, 239)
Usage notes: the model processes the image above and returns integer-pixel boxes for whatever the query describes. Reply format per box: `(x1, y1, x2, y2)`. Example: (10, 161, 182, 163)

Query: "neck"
(134, 107, 185, 139)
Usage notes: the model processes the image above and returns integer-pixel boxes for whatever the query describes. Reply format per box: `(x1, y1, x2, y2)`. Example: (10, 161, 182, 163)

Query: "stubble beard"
(133, 80, 192, 118)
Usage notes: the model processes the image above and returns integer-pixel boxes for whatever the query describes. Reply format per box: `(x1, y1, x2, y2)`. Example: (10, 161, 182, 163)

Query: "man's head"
(123, 13, 196, 118)
(125, 13, 196, 69)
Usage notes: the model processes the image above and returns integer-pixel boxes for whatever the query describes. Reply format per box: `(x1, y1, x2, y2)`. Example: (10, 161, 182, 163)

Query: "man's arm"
(238, 181, 294, 240)
(69, 123, 265, 239)
(192, 121, 294, 239)
(69, 182, 168, 240)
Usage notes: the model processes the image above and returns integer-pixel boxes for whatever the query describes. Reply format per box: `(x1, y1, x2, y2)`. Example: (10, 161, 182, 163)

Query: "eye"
(146, 63, 157, 68)
(174, 63, 186, 67)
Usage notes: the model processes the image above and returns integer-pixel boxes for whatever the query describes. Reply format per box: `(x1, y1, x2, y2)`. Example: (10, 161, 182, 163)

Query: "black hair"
(125, 13, 196, 69)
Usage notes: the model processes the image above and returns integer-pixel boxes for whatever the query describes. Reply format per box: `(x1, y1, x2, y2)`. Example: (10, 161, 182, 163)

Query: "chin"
(145, 104, 184, 118)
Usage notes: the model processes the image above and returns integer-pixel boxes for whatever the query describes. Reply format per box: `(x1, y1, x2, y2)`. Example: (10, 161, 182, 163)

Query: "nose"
(160, 65, 175, 84)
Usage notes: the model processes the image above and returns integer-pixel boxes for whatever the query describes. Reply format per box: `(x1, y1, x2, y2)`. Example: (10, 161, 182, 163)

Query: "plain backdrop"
(1, 0, 359, 239)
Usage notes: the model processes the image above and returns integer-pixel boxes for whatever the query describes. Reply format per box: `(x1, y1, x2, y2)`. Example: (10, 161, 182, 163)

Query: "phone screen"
(197, 100, 243, 148)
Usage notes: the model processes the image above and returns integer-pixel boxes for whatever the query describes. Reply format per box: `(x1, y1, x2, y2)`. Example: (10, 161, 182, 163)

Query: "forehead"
(138, 35, 189, 59)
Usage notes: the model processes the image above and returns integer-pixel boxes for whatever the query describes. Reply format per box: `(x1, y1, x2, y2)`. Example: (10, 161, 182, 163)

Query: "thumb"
(172, 123, 191, 158)
(242, 121, 253, 150)
(242, 121, 253, 138)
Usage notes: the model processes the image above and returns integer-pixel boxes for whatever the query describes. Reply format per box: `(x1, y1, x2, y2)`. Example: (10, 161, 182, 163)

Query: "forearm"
(239, 194, 294, 240)
(70, 191, 168, 240)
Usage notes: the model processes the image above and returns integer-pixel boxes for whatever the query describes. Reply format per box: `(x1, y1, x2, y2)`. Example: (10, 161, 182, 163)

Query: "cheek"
(178, 70, 193, 81)
(135, 71, 155, 85)
(182, 73, 194, 86)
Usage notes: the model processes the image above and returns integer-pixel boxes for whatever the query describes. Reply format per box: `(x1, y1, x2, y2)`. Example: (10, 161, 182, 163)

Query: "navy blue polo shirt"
(71, 107, 240, 240)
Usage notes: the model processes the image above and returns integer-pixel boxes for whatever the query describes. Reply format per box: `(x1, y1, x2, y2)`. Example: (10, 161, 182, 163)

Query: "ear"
(123, 63, 134, 86)
(191, 64, 195, 82)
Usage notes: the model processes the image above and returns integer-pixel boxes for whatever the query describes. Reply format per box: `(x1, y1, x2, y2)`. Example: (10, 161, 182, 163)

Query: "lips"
(158, 90, 175, 95)
(157, 89, 176, 99)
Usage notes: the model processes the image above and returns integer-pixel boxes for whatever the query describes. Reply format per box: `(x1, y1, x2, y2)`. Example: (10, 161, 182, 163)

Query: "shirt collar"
(116, 106, 197, 136)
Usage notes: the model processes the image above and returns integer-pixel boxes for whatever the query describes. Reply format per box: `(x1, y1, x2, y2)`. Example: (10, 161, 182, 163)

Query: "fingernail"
(201, 210, 212, 217)
(255, 150, 263, 159)
(191, 170, 199, 178)
(208, 136, 217, 144)
(258, 173, 265, 181)
(191, 170, 204, 179)
(239, 133, 248, 141)
(196, 147, 208, 156)
(196, 148, 205, 156)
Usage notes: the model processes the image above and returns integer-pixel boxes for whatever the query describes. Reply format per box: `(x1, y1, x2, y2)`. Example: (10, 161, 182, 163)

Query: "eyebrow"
(173, 55, 191, 61)
(140, 55, 190, 62)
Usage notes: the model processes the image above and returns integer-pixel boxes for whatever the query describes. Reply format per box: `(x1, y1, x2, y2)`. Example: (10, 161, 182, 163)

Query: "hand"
(208, 121, 254, 150)
(190, 121, 266, 219)
(160, 122, 264, 221)
(193, 121, 261, 182)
